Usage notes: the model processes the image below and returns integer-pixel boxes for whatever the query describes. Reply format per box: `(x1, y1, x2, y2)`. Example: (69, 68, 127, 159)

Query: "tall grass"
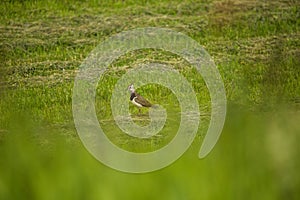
(0, 0, 300, 199)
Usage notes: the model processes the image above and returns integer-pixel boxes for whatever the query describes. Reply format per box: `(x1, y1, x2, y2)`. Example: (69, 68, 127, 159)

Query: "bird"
(128, 84, 152, 114)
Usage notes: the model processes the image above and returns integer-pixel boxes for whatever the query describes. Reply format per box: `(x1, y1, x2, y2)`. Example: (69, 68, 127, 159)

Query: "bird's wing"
(135, 94, 152, 107)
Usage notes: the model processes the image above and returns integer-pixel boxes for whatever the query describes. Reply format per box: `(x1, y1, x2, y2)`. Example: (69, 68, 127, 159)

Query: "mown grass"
(0, 0, 300, 199)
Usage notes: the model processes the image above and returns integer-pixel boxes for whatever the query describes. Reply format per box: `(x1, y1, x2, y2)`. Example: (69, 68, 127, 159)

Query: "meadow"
(0, 0, 300, 199)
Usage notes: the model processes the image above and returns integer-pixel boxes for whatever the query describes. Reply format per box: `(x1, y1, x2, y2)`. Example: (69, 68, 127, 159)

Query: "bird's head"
(128, 84, 135, 93)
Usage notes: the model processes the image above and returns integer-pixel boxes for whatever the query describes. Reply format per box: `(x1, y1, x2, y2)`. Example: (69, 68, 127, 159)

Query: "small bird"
(128, 84, 152, 114)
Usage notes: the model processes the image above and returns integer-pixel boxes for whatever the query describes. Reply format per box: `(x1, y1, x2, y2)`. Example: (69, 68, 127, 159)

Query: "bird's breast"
(130, 93, 136, 101)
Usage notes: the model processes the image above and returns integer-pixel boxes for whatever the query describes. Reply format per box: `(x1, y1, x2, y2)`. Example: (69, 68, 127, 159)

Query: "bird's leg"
(138, 108, 141, 115)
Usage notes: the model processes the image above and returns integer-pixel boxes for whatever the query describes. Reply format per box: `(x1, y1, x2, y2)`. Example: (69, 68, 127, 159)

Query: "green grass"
(0, 0, 300, 199)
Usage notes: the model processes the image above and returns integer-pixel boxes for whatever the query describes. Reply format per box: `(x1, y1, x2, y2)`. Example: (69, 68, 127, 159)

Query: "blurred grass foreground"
(0, 0, 300, 200)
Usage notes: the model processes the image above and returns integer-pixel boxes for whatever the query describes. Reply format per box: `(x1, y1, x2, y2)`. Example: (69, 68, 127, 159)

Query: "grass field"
(0, 0, 300, 199)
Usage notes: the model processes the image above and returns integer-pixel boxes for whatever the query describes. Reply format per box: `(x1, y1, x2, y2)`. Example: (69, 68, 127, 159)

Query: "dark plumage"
(128, 84, 152, 112)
